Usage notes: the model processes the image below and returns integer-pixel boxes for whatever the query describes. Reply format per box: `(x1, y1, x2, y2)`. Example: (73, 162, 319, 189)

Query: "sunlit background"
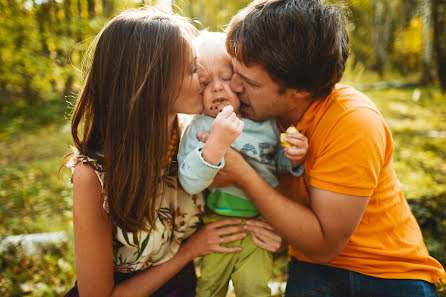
(0, 0, 445, 296)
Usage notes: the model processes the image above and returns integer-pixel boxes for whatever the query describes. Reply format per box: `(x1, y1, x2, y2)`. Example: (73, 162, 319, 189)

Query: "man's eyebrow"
(233, 68, 258, 85)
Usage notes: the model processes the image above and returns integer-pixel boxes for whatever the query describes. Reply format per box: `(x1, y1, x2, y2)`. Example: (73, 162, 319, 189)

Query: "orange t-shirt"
(277, 84, 446, 283)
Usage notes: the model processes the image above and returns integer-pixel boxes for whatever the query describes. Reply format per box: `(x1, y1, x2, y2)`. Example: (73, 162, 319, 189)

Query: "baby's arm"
(200, 105, 244, 165)
(178, 117, 220, 194)
(178, 106, 243, 194)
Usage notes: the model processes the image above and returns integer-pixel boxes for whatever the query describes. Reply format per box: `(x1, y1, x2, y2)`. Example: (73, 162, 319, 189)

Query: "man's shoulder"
(311, 85, 387, 144)
(316, 85, 383, 129)
(329, 84, 380, 114)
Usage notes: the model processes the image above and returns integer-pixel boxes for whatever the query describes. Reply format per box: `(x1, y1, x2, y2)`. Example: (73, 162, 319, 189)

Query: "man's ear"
(285, 88, 310, 101)
(295, 89, 310, 97)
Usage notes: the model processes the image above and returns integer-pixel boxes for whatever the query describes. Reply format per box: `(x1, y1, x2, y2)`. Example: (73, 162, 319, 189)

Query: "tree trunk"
(372, 0, 386, 77)
(87, 0, 95, 18)
(36, 4, 50, 55)
(102, 0, 114, 18)
(433, 0, 446, 92)
(422, 0, 435, 84)
(64, 0, 72, 36)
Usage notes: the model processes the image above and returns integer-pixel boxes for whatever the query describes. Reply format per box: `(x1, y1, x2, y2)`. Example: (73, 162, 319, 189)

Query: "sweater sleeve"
(276, 147, 305, 176)
(178, 116, 225, 195)
(272, 120, 305, 177)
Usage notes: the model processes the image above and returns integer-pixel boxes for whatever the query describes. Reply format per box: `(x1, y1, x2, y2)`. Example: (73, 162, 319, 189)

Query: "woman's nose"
(197, 63, 209, 85)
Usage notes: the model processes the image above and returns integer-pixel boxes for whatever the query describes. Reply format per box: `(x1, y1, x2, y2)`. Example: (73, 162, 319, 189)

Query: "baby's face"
(198, 47, 240, 118)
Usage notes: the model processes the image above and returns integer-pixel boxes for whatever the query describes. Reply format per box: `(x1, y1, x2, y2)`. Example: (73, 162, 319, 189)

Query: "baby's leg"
(196, 240, 241, 297)
(231, 233, 273, 297)
(196, 213, 242, 297)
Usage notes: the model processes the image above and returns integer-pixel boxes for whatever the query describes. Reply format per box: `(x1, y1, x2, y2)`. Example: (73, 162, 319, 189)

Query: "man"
(211, 0, 446, 296)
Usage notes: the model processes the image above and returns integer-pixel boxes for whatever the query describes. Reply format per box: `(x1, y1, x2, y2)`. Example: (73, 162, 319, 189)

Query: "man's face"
(230, 59, 291, 121)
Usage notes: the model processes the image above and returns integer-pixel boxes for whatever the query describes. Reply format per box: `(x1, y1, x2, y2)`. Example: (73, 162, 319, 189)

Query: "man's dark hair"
(226, 0, 349, 99)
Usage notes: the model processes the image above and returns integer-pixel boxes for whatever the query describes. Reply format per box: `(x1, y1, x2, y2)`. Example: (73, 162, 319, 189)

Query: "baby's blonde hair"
(195, 30, 226, 52)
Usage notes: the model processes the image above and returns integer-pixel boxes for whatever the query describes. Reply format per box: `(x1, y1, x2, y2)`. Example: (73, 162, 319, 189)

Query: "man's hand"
(210, 148, 247, 187)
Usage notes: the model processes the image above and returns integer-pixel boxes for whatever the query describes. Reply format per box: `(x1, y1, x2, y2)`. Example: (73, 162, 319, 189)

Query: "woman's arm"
(73, 163, 246, 297)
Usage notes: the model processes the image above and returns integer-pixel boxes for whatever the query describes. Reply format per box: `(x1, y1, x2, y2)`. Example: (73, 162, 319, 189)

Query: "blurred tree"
(102, 0, 114, 18)
(64, 0, 72, 36)
(422, 0, 435, 84)
(433, 0, 446, 92)
(1, 0, 445, 105)
(372, 0, 394, 77)
(87, 0, 95, 18)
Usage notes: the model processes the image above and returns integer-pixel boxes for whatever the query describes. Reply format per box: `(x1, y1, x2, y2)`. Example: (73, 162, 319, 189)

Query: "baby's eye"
(222, 76, 232, 81)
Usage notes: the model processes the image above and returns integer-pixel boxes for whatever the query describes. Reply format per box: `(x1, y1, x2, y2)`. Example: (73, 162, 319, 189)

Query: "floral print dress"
(66, 117, 205, 274)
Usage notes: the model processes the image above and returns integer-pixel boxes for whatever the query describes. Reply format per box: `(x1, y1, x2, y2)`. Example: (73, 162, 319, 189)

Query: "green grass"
(0, 86, 445, 296)
(361, 87, 446, 200)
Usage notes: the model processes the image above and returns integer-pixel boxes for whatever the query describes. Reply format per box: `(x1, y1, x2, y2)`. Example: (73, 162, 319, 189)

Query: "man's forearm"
(238, 167, 333, 262)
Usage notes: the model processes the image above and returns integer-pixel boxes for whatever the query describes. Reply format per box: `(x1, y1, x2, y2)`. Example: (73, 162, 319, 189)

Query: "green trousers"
(195, 214, 273, 297)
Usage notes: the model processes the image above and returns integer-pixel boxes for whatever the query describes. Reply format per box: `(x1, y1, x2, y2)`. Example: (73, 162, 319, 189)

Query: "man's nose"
(230, 73, 243, 93)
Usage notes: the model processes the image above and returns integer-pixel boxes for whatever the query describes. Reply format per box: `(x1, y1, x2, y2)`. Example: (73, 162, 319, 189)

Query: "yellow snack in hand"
(280, 125, 299, 148)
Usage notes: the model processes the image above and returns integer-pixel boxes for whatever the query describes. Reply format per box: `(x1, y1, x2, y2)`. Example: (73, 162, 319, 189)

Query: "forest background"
(0, 0, 445, 296)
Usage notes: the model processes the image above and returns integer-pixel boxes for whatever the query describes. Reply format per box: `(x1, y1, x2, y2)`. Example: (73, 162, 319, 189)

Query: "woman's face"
(170, 48, 209, 115)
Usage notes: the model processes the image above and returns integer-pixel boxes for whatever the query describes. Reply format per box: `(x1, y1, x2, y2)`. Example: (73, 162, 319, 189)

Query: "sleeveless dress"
(64, 117, 205, 296)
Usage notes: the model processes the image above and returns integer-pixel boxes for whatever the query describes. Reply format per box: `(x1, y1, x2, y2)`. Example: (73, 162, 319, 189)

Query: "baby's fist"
(282, 129, 308, 168)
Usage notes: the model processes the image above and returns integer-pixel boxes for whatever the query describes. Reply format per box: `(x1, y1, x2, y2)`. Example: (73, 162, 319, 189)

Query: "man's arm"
(220, 148, 369, 263)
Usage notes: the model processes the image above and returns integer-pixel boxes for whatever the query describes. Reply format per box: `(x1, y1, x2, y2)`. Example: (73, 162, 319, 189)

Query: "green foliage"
(0, 98, 74, 235)
(361, 87, 446, 199)
(0, 241, 75, 297)
(409, 192, 446, 265)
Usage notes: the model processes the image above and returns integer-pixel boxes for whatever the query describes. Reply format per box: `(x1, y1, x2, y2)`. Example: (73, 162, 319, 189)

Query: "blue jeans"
(285, 257, 438, 297)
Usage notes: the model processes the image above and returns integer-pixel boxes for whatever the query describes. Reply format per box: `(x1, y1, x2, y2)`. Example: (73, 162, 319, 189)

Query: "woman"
(63, 8, 249, 297)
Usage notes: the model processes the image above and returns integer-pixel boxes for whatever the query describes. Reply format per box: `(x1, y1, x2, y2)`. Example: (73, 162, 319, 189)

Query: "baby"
(178, 32, 308, 297)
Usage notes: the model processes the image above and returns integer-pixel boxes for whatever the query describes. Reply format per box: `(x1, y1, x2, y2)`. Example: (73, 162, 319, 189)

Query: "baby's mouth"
(209, 98, 229, 111)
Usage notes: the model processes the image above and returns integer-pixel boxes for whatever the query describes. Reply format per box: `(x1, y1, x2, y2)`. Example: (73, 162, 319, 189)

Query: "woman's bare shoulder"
(72, 162, 104, 209)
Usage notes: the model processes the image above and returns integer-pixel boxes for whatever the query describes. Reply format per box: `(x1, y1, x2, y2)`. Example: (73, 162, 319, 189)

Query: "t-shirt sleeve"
(309, 108, 387, 197)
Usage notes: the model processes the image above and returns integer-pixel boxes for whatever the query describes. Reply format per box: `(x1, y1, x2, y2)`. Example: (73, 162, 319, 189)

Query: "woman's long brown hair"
(64, 8, 196, 232)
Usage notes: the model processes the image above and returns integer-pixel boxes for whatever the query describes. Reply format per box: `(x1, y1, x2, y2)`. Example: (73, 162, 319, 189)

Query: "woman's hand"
(244, 219, 287, 253)
(181, 218, 247, 259)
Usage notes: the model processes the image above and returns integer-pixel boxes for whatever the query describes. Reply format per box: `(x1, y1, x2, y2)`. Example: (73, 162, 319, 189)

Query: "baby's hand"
(283, 132, 308, 168)
(201, 106, 244, 166)
(210, 105, 244, 147)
